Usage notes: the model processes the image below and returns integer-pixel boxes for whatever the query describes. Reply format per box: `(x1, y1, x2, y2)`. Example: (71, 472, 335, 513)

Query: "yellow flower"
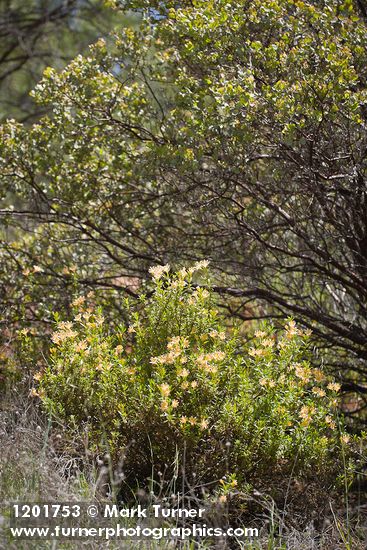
(181, 381, 189, 389)
(209, 330, 226, 340)
(205, 351, 225, 362)
(95, 315, 104, 326)
(188, 417, 196, 425)
(261, 338, 274, 348)
(200, 419, 208, 429)
(312, 387, 326, 398)
(341, 434, 350, 444)
(74, 340, 87, 352)
(150, 351, 179, 365)
(249, 347, 266, 357)
(295, 365, 311, 383)
(115, 345, 123, 354)
(71, 296, 85, 308)
(260, 378, 275, 388)
(299, 405, 314, 426)
(181, 338, 189, 348)
(180, 416, 188, 424)
(178, 368, 189, 378)
(127, 325, 136, 334)
(193, 259, 210, 271)
(178, 267, 188, 278)
(171, 399, 179, 409)
(160, 400, 169, 412)
(312, 368, 325, 382)
(194, 287, 210, 300)
(167, 336, 180, 350)
(159, 383, 170, 397)
(255, 330, 267, 338)
(300, 405, 313, 418)
(191, 381, 198, 388)
(196, 357, 209, 370)
(33, 371, 42, 381)
(59, 321, 73, 330)
(51, 325, 78, 344)
(167, 336, 188, 354)
(29, 388, 39, 398)
(95, 37, 106, 48)
(148, 263, 170, 280)
(327, 382, 341, 392)
(325, 415, 336, 429)
(285, 319, 298, 337)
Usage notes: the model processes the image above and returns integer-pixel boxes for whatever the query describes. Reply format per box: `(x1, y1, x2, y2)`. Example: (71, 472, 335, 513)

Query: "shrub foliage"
(34, 264, 350, 491)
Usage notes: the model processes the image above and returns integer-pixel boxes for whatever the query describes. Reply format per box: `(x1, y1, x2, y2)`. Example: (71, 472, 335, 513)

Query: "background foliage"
(1, 0, 367, 405)
(0, 0, 130, 121)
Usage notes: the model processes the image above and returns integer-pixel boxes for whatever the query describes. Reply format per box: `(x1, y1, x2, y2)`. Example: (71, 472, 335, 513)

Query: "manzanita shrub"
(34, 263, 351, 491)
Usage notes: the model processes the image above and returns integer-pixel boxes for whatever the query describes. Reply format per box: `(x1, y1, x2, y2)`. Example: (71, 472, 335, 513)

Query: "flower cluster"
(149, 260, 210, 283)
(148, 263, 170, 280)
(196, 351, 226, 374)
(51, 322, 77, 344)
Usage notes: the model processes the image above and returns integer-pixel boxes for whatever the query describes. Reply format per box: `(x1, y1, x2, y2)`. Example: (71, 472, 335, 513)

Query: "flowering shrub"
(34, 263, 350, 491)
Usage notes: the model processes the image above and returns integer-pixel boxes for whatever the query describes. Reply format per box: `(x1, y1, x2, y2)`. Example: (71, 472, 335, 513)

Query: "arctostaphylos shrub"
(33, 263, 352, 493)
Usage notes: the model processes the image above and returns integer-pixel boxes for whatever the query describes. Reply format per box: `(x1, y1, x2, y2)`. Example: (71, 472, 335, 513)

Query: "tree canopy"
(0, 0, 126, 121)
